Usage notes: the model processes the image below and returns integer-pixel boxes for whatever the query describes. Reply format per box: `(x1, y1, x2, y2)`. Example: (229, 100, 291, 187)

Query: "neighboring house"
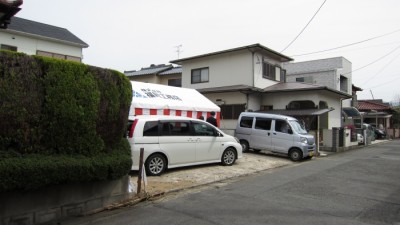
(170, 44, 352, 138)
(284, 57, 353, 107)
(0, 17, 88, 62)
(170, 43, 292, 133)
(124, 64, 182, 87)
(357, 99, 393, 129)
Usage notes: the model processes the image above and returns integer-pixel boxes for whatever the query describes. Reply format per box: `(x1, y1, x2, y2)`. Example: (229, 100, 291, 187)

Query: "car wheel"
(145, 154, 167, 176)
(289, 149, 303, 162)
(240, 140, 249, 152)
(221, 148, 236, 166)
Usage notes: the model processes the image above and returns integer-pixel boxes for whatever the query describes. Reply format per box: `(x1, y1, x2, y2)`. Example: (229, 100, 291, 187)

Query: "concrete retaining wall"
(0, 175, 132, 225)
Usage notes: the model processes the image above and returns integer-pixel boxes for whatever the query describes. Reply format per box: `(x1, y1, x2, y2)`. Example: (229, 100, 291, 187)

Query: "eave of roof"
(263, 82, 352, 98)
(259, 108, 334, 116)
(170, 43, 293, 65)
(159, 67, 182, 75)
(196, 85, 263, 94)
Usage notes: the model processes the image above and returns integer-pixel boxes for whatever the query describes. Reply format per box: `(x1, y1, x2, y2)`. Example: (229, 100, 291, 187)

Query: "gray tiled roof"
(6, 17, 88, 47)
(159, 67, 182, 75)
(125, 64, 173, 77)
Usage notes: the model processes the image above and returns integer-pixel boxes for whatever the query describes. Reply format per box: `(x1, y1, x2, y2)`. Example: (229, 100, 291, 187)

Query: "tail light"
(128, 119, 138, 138)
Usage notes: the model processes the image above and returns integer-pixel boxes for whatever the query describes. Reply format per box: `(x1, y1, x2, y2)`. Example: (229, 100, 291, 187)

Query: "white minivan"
(127, 115, 243, 175)
(235, 112, 315, 161)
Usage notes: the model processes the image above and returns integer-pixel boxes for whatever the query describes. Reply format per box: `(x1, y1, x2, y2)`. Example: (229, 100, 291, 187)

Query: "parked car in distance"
(374, 129, 386, 139)
(235, 112, 315, 161)
(357, 133, 364, 144)
(127, 115, 242, 176)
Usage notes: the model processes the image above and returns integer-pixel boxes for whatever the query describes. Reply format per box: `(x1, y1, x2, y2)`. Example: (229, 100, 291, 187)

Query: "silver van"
(235, 112, 315, 161)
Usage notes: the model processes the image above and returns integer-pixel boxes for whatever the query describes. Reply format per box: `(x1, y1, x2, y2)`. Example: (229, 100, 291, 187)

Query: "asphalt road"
(65, 140, 400, 225)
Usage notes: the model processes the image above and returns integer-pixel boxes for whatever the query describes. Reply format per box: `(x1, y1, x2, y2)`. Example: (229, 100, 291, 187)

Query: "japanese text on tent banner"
(133, 88, 182, 101)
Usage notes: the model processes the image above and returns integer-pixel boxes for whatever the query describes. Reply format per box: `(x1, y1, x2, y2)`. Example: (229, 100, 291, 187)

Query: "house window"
(191, 67, 209, 84)
(280, 69, 286, 82)
(262, 62, 275, 80)
(36, 50, 82, 62)
(168, 78, 182, 87)
(296, 77, 313, 84)
(220, 104, 245, 119)
(260, 105, 273, 111)
(1, 44, 17, 51)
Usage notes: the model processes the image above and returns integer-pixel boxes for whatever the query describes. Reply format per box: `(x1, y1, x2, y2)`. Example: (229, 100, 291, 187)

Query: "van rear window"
(143, 121, 159, 136)
(240, 116, 253, 128)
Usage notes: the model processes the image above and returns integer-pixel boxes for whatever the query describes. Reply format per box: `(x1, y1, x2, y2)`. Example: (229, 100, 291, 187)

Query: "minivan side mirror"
(288, 128, 293, 135)
(215, 131, 223, 137)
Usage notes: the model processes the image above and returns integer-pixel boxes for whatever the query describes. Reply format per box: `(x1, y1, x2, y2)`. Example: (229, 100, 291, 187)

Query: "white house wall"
(181, 50, 253, 89)
(253, 52, 280, 89)
(0, 32, 83, 58)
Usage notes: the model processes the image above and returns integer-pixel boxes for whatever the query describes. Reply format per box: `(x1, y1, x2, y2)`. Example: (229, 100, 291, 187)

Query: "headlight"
(300, 137, 308, 144)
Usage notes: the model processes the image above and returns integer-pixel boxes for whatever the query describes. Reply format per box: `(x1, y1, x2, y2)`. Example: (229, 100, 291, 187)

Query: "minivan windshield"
(289, 120, 308, 134)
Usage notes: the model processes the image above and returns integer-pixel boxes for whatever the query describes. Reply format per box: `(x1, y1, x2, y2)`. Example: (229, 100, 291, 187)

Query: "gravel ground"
(129, 152, 294, 196)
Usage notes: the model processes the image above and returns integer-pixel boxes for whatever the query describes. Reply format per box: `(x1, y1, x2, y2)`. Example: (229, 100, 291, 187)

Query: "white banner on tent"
(129, 81, 220, 116)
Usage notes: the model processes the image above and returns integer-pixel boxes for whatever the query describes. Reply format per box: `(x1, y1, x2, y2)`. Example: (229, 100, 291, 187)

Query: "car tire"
(240, 140, 249, 152)
(221, 148, 236, 166)
(145, 154, 167, 176)
(289, 149, 303, 162)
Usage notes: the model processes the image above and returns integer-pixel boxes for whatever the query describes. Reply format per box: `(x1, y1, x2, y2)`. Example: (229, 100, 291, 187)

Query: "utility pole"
(370, 90, 375, 99)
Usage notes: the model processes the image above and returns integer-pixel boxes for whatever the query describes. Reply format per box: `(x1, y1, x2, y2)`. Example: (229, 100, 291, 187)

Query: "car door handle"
(268, 133, 270, 136)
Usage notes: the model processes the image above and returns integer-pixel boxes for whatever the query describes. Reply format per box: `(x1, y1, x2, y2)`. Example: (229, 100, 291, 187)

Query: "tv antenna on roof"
(174, 45, 182, 59)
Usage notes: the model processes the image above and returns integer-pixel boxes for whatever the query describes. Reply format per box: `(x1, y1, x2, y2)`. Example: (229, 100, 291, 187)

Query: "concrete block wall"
(0, 175, 132, 225)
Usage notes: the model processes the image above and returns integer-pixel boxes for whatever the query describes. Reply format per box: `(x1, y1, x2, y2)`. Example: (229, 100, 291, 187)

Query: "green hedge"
(0, 139, 131, 191)
(0, 51, 133, 191)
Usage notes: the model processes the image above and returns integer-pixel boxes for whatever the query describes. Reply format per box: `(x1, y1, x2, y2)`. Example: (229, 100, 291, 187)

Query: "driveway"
(129, 152, 294, 196)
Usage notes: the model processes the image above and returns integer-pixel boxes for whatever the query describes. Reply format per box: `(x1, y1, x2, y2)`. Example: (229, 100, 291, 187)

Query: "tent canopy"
(129, 81, 220, 116)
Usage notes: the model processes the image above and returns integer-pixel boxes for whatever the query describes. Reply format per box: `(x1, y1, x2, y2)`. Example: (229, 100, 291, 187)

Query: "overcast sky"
(18, 0, 400, 103)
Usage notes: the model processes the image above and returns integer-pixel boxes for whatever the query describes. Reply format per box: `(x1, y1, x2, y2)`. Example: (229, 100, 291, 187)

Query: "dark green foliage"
(39, 58, 103, 155)
(91, 67, 132, 148)
(0, 51, 133, 191)
(0, 139, 131, 191)
(0, 51, 44, 153)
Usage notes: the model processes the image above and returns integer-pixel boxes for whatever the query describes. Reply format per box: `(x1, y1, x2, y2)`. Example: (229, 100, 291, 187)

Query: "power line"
(280, 0, 327, 53)
(364, 75, 400, 90)
(290, 28, 400, 57)
(343, 44, 400, 75)
(361, 51, 400, 86)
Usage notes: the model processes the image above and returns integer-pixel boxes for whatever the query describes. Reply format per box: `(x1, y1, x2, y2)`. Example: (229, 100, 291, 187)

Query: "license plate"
(309, 151, 314, 157)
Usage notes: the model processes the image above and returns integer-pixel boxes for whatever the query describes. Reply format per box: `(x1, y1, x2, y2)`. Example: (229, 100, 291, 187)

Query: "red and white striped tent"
(129, 81, 221, 126)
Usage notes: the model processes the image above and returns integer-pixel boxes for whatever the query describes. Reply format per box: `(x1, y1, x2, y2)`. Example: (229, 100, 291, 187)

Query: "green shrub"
(0, 51, 133, 191)
(0, 51, 44, 153)
(0, 139, 131, 191)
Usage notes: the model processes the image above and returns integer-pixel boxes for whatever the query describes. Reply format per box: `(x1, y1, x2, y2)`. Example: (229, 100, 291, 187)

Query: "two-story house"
(170, 44, 351, 137)
(0, 17, 88, 62)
